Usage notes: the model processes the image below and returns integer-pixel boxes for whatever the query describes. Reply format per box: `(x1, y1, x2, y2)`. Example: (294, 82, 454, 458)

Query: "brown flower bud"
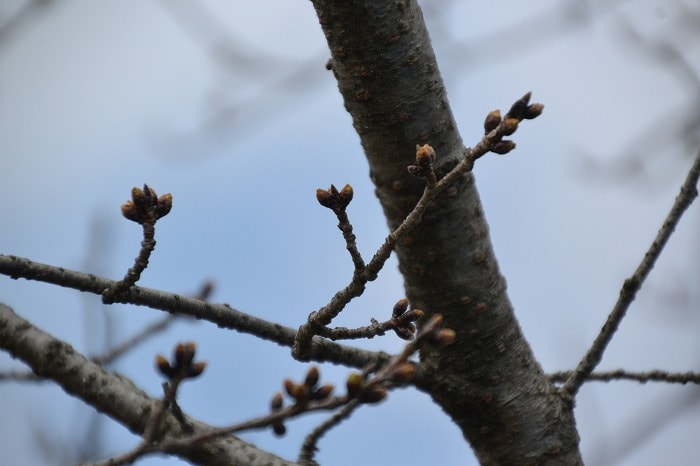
(491, 140, 516, 155)
(415, 144, 436, 167)
(524, 103, 544, 119)
(402, 309, 424, 322)
(337, 184, 354, 209)
(175, 342, 196, 366)
(431, 328, 456, 346)
(391, 362, 416, 384)
(273, 422, 286, 436)
(484, 109, 502, 133)
(506, 92, 531, 120)
(501, 118, 519, 136)
(284, 379, 309, 403)
(316, 188, 335, 209)
(155, 193, 173, 219)
(304, 366, 320, 389)
(270, 392, 284, 412)
(143, 184, 157, 202)
(155, 354, 173, 378)
(392, 298, 410, 317)
(312, 384, 334, 400)
(360, 386, 387, 404)
(394, 325, 415, 341)
(187, 361, 207, 378)
(121, 201, 141, 223)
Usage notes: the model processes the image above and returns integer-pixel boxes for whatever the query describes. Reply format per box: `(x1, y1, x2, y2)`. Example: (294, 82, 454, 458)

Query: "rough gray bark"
(310, 1, 582, 464)
(0, 302, 294, 466)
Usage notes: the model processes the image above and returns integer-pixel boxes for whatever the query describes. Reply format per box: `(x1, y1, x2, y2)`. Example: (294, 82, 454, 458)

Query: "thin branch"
(292, 96, 541, 360)
(561, 148, 700, 400)
(103, 185, 171, 303)
(0, 255, 386, 370)
(298, 400, 361, 465)
(550, 369, 700, 385)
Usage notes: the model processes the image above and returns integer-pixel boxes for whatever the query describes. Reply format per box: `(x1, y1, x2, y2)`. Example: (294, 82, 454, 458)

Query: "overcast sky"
(1, 1, 699, 465)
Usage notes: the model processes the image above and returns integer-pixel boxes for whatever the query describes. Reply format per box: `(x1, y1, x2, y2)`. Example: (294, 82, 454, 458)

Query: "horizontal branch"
(550, 369, 700, 385)
(0, 254, 387, 370)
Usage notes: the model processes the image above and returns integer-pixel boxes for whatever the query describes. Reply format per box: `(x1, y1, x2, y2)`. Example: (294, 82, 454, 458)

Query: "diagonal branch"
(562, 148, 700, 400)
(0, 302, 296, 466)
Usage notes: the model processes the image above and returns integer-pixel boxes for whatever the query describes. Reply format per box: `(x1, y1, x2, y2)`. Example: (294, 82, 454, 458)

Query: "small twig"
(298, 400, 361, 465)
(549, 369, 700, 385)
(103, 185, 172, 304)
(561, 148, 700, 401)
(318, 306, 423, 341)
(157, 394, 349, 452)
(293, 93, 543, 360)
(0, 254, 386, 370)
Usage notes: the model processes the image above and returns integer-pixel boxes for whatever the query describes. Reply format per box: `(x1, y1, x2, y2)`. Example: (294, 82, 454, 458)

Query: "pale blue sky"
(1, 1, 699, 465)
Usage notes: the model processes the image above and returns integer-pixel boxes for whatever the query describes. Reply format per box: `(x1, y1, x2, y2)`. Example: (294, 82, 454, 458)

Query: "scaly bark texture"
(310, 1, 582, 464)
(0, 303, 294, 466)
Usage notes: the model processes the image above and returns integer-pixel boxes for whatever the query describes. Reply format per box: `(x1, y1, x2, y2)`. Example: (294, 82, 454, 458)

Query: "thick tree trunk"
(310, 1, 583, 464)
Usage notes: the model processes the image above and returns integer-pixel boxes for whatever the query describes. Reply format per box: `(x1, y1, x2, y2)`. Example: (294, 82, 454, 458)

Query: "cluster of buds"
(345, 372, 387, 404)
(483, 92, 543, 155)
(155, 342, 206, 381)
(270, 366, 334, 436)
(316, 184, 354, 211)
(390, 298, 424, 340)
(121, 184, 172, 224)
(283, 366, 335, 405)
(407, 144, 437, 179)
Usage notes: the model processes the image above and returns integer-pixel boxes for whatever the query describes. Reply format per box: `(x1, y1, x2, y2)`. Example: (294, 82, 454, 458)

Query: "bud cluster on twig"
(121, 184, 172, 225)
(482, 92, 544, 156)
(269, 366, 335, 436)
(316, 184, 354, 211)
(156, 342, 207, 381)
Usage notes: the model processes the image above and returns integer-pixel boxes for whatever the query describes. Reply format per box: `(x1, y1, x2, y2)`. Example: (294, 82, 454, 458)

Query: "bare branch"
(0, 255, 386, 370)
(550, 369, 700, 385)
(562, 148, 700, 400)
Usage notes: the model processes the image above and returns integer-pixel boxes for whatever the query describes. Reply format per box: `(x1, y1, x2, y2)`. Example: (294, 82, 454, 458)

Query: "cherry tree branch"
(561, 147, 700, 400)
(550, 369, 700, 385)
(0, 302, 295, 466)
(0, 255, 386, 370)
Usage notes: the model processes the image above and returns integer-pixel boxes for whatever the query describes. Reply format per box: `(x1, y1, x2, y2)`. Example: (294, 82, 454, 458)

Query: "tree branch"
(550, 369, 700, 385)
(0, 302, 295, 466)
(310, 1, 582, 463)
(0, 255, 386, 370)
(561, 148, 700, 399)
